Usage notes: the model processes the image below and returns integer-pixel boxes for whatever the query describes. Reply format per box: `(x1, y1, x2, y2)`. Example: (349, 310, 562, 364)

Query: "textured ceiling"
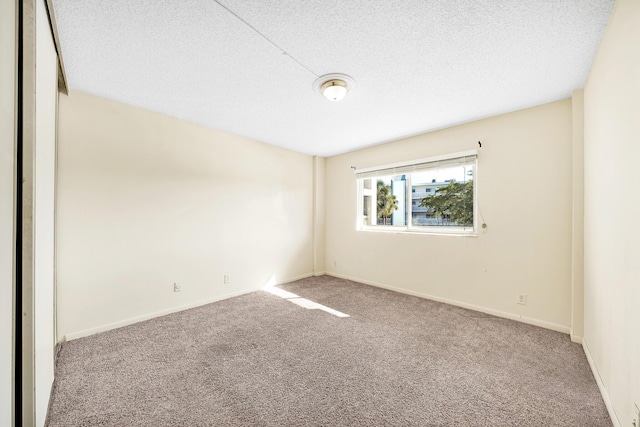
(53, 0, 614, 156)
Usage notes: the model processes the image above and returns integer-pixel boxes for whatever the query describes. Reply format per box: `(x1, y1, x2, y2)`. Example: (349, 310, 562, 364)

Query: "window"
(356, 150, 477, 235)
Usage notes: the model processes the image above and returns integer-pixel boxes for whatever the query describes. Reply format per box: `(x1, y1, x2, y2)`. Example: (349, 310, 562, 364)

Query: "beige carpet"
(46, 275, 611, 426)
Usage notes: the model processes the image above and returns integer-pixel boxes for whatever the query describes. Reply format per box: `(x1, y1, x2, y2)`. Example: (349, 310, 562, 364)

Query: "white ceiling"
(52, 0, 614, 157)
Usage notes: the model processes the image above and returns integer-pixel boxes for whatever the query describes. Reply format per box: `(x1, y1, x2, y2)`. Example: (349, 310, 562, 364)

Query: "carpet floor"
(46, 275, 611, 426)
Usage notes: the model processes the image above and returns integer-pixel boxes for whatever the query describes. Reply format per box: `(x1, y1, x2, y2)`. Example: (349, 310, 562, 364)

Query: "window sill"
(358, 227, 478, 237)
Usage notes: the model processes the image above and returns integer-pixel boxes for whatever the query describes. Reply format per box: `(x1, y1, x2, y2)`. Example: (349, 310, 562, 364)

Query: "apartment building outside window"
(356, 150, 477, 235)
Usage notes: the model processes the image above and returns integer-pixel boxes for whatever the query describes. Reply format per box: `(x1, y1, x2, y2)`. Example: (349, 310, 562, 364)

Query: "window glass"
(357, 151, 476, 234)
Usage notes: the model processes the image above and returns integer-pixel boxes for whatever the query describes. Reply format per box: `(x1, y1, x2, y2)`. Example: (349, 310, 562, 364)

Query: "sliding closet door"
(21, 0, 58, 425)
(0, 0, 18, 426)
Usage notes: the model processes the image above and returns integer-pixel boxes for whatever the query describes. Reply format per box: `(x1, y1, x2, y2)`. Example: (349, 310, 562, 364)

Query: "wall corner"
(312, 156, 326, 275)
(570, 89, 585, 341)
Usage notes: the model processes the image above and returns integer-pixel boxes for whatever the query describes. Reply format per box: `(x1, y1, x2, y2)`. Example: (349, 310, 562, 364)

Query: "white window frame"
(355, 150, 478, 236)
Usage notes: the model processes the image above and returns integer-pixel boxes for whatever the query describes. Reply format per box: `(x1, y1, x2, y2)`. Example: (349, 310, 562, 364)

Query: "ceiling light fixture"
(314, 74, 356, 102)
(321, 80, 348, 101)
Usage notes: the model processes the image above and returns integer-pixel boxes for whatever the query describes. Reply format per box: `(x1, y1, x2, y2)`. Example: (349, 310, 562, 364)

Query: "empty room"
(2, 0, 639, 426)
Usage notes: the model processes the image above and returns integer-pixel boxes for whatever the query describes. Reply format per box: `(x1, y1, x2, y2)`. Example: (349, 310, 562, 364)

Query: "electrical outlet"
(224, 275, 230, 284)
(632, 403, 639, 427)
(517, 294, 527, 305)
(173, 282, 181, 292)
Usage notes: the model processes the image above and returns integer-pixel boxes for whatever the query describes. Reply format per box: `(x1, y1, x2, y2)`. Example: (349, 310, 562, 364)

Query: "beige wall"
(325, 100, 573, 331)
(583, 0, 640, 425)
(0, 0, 17, 424)
(56, 91, 314, 340)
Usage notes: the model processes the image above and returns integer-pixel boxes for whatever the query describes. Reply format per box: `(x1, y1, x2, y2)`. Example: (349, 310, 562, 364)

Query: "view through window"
(357, 151, 477, 234)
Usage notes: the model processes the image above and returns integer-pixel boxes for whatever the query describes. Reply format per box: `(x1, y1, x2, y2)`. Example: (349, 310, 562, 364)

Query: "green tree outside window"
(419, 180, 473, 226)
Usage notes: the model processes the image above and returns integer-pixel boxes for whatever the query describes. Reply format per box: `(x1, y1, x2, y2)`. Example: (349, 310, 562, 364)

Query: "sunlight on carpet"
(263, 276, 350, 318)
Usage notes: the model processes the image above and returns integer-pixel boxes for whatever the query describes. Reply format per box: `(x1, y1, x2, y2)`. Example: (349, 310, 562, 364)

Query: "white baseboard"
(63, 272, 315, 342)
(582, 339, 621, 427)
(281, 272, 314, 283)
(325, 272, 571, 334)
(63, 289, 253, 341)
(313, 271, 326, 277)
(570, 333, 583, 344)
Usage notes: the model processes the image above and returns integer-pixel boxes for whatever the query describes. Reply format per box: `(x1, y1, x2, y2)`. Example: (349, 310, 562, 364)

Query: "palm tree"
(377, 180, 398, 225)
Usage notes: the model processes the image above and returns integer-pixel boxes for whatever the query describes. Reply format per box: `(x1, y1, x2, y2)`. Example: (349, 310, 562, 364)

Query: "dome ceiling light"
(314, 74, 356, 102)
(321, 80, 348, 101)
